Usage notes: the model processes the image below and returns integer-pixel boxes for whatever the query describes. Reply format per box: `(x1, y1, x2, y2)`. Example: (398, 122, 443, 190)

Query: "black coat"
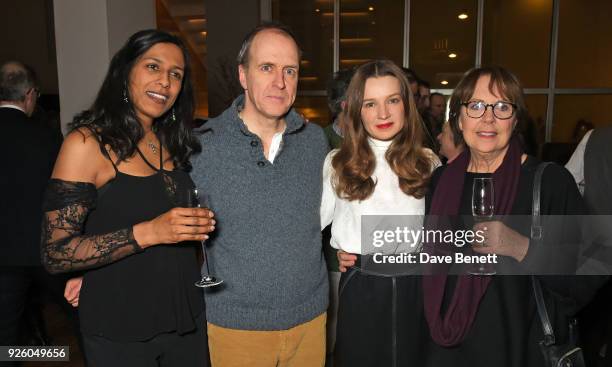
(0, 107, 59, 266)
(422, 157, 599, 367)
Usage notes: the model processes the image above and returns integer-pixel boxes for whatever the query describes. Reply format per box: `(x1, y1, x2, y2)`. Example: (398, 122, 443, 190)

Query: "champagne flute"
(469, 177, 496, 275)
(188, 188, 223, 288)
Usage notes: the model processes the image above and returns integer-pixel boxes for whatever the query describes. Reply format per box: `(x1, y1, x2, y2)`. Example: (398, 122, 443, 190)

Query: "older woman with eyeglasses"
(419, 66, 599, 367)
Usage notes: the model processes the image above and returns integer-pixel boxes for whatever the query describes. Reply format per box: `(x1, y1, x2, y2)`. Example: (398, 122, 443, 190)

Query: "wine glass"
(469, 177, 496, 275)
(188, 188, 223, 288)
(472, 177, 494, 221)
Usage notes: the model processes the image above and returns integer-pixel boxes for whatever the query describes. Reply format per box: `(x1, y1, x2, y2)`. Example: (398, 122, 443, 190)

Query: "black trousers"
(0, 269, 29, 347)
(0, 267, 79, 367)
(0, 267, 77, 343)
(578, 280, 612, 367)
(83, 313, 210, 367)
(334, 268, 428, 367)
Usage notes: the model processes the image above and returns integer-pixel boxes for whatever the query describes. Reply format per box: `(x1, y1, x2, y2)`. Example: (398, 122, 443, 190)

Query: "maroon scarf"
(422, 138, 522, 346)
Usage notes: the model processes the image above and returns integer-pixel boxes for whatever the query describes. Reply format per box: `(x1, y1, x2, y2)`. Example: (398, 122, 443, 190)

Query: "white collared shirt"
(238, 110, 285, 164)
(267, 130, 285, 163)
(0, 104, 25, 113)
(565, 129, 593, 196)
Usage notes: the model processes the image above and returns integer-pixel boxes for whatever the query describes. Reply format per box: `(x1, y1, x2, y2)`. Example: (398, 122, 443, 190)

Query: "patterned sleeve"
(41, 179, 143, 274)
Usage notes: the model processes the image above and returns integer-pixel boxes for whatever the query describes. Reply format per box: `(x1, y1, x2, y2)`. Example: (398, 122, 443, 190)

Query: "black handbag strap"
(531, 162, 555, 346)
(532, 275, 556, 346)
(531, 162, 551, 240)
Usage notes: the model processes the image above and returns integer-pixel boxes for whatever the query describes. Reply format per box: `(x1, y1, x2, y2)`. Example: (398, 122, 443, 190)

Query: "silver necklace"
(147, 140, 158, 155)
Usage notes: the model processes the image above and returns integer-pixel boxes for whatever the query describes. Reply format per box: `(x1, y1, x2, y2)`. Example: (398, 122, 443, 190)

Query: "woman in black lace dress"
(40, 30, 214, 366)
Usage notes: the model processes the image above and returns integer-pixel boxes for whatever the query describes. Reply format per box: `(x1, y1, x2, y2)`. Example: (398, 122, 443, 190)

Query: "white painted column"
(53, 0, 155, 134)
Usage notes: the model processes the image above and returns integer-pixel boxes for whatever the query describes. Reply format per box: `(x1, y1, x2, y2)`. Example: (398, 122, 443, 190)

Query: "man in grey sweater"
(191, 23, 329, 366)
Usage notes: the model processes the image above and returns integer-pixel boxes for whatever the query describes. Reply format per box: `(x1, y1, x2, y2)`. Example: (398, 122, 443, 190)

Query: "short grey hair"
(236, 22, 302, 67)
(0, 61, 38, 102)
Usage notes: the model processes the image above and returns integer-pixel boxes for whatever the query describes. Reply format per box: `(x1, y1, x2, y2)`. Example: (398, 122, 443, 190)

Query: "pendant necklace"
(147, 140, 158, 155)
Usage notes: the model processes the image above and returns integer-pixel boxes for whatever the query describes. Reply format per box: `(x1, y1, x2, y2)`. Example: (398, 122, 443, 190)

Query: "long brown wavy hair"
(332, 59, 435, 201)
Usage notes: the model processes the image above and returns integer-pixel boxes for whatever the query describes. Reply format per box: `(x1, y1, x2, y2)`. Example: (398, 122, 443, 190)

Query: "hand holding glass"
(469, 177, 496, 275)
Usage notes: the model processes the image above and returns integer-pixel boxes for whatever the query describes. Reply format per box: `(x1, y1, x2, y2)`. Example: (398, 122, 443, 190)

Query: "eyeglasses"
(461, 100, 516, 120)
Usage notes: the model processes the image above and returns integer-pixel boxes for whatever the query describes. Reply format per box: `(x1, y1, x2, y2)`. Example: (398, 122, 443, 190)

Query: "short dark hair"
(443, 120, 463, 148)
(429, 92, 445, 103)
(70, 29, 199, 171)
(418, 79, 430, 89)
(401, 67, 419, 84)
(448, 66, 527, 146)
(326, 68, 355, 120)
(236, 22, 302, 66)
(0, 61, 38, 102)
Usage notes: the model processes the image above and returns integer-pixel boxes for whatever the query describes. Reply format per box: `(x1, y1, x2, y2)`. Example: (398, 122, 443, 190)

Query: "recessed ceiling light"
(441, 80, 449, 85)
(315, 8, 320, 13)
(448, 53, 457, 59)
(368, 6, 374, 11)
(458, 13, 468, 20)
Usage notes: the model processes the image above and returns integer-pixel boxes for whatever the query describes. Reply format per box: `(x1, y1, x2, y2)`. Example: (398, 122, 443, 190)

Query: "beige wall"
(54, 0, 109, 133)
(0, 0, 59, 94)
(54, 0, 155, 133)
(107, 0, 156, 57)
(205, 0, 260, 117)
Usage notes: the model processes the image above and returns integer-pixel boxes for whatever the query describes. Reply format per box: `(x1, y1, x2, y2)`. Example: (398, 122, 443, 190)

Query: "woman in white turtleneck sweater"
(321, 137, 431, 254)
(320, 60, 438, 367)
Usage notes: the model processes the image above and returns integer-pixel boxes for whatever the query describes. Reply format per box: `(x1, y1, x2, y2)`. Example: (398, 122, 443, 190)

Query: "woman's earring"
(123, 89, 129, 103)
(172, 109, 176, 122)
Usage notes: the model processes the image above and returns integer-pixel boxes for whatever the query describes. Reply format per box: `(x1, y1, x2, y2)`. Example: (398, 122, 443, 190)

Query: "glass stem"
(201, 240, 211, 277)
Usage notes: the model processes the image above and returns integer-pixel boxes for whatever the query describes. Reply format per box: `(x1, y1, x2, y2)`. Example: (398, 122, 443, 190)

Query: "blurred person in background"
(0, 61, 65, 360)
(429, 92, 447, 123)
(324, 68, 354, 148)
(402, 67, 420, 97)
(571, 125, 612, 367)
(436, 120, 464, 164)
(322, 67, 355, 356)
(416, 79, 431, 114)
(422, 92, 446, 153)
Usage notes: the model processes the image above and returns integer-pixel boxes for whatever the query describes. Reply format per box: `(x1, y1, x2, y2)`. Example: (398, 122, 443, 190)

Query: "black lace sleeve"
(41, 179, 143, 274)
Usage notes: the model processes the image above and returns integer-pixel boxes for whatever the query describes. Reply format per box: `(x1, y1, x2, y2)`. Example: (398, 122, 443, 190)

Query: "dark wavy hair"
(332, 59, 435, 201)
(69, 29, 200, 171)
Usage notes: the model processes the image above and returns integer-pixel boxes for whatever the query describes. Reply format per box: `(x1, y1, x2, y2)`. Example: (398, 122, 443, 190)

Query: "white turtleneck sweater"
(320, 138, 439, 255)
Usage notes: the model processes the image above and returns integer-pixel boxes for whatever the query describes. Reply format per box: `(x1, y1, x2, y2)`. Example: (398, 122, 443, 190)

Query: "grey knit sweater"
(191, 96, 329, 330)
